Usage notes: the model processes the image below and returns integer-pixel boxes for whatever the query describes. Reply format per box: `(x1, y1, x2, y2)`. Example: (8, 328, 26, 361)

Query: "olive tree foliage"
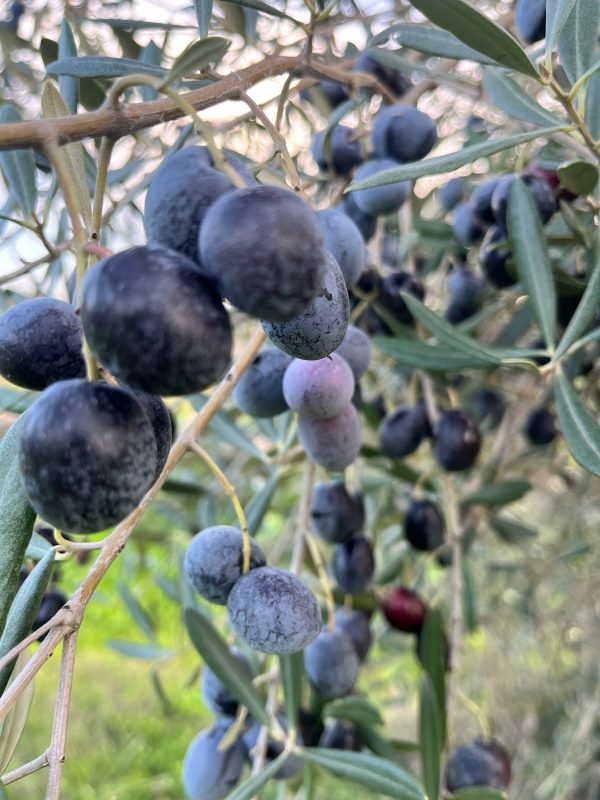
(0, 0, 598, 799)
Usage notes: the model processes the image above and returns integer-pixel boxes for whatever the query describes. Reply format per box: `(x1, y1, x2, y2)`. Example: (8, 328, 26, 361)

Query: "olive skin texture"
(332, 536, 375, 594)
(201, 648, 254, 717)
(405, 498, 445, 552)
(300, 80, 349, 110)
(182, 722, 246, 800)
(227, 567, 321, 654)
(334, 325, 372, 381)
(319, 720, 363, 751)
(491, 173, 556, 227)
(377, 270, 425, 327)
(381, 587, 427, 634)
(298, 403, 361, 471)
(378, 405, 429, 459)
(439, 177, 465, 212)
(433, 409, 481, 472)
(352, 52, 411, 98)
(447, 266, 482, 309)
(81, 246, 232, 397)
(132, 391, 172, 481)
(19, 380, 158, 534)
(339, 194, 377, 243)
(470, 178, 502, 225)
(472, 388, 506, 431)
(452, 202, 486, 247)
(445, 738, 511, 793)
(479, 225, 514, 288)
(334, 608, 372, 661)
(262, 253, 350, 360)
(144, 146, 252, 266)
(353, 159, 412, 217)
(0, 298, 85, 391)
(515, 0, 546, 44)
(372, 104, 437, 163)
(317, 209, 366, 287)
(311, 481, 364, 544)
(184, 526, 266, 605)
(312, 126, 363, 177)
(523, 407, 558, 445)
(199, 185, 327, 322)
(232, 348, 291, 418)
(283, 354, 355, 420)
(304, 629, 360, 699)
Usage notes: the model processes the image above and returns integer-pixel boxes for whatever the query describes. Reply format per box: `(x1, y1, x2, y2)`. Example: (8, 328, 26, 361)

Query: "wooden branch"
(0, 57, 301, 151)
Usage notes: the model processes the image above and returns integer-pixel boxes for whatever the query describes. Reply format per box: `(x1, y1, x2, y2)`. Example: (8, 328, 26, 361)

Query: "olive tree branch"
(45, 630, 79, 800)
(0, 57, 302, 151)
(2, 751, 50, 785)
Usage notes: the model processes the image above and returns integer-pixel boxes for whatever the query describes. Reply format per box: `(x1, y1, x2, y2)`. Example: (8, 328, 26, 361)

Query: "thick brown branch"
(0, 57, 301, 151)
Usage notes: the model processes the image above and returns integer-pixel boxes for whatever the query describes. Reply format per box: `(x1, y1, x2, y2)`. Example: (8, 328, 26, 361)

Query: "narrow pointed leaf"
(347, 127, 564, 189)
(184, 606, 270, 726)
(555, 248, 600, 358)
(0, 549, 55, 693)
(279, 652, 303, 727)
(159, 37, 229, 88)
(490, 516, 537, 544)
(139, 42, 162, 101)
(556, 160, 598, 195)
(408, 0, 538, 78)
(546, 0, 578, 56)
(301, 748, 426, 799)
(373, 337, 497, 371)
(117, 584, 155, 642)
(106, 641, 174, 660)
(48, 56, 166, 79)
(483, 70, 563, 127)
(195, 0, 213, 37)
(225, 753, 290, 800)
(41, 82, 92, 228)
(0, 107, 37, 219)
(384, 24, 498, 64)
(325, 696, 384, 728)
(558, 0, 600, 84)
(461, 480, 531, 508)
(400, 294, 503, 366)
(25, 530, 53, 561)
(221, 0, 301, 24)
(507, 177, 556, 347)
(0, 652, 35, 771)
(58, 20, 78, 112)
(585, 72, 600, 139)
(554, 370, 600, 476)
(419, 673, 441, 800)
(417, 609, 446, 746)
(0, 416, 37, 637)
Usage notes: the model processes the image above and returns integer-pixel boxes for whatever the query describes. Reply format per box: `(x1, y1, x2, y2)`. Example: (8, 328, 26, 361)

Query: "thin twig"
(189, 442, 252, 574)
(291, 459, 315, 575)
(1, 751, 49, 785)
(45, 631, 79, 800)
(0, 57, 302, 151)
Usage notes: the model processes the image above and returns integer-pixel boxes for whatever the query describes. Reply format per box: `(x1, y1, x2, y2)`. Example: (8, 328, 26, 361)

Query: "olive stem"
(90, 137, 116, 254)
(441, 472, 464, 744)
(305, 531, 336, 631)
(189, 441, 252, 575)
